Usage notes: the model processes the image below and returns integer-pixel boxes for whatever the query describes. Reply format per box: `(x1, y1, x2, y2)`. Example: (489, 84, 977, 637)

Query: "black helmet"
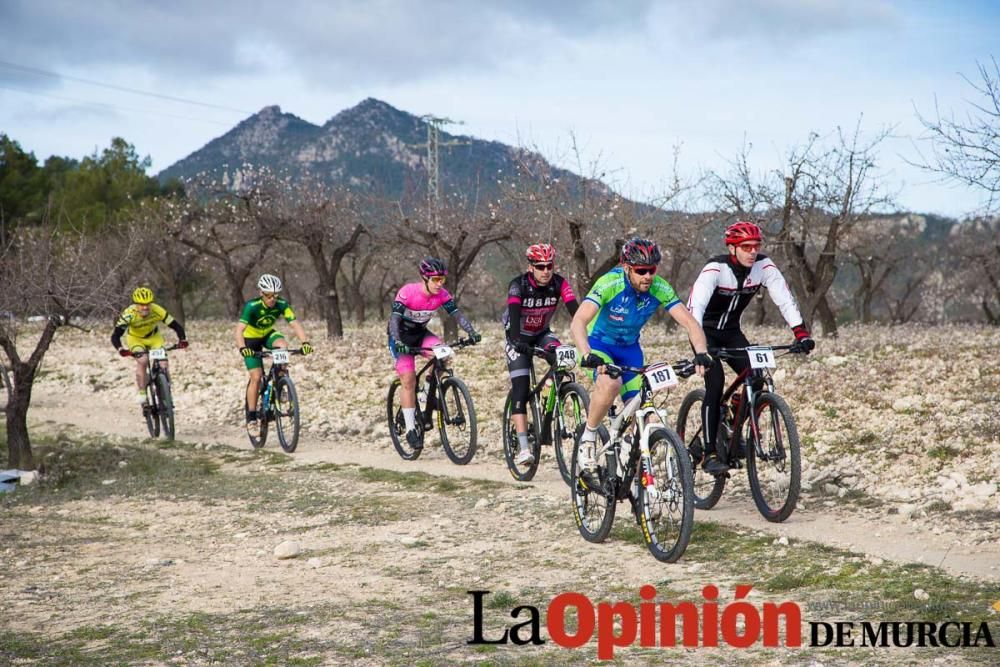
(621, 238, 661, 266)
(419, 257, 448, 278)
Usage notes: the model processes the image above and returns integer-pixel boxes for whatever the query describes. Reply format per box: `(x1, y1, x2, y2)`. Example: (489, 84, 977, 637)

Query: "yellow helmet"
(132, 287, 154, 304)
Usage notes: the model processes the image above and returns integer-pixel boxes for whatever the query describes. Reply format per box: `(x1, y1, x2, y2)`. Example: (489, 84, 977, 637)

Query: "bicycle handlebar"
(126, 343, 182, 357)
(602, 360, 696, 380)
(709, 343, 800, 360)
(257, 348, 306, 359)
(411, 338, 476, 353)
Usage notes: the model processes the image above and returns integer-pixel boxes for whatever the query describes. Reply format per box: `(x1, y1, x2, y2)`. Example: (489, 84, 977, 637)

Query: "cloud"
(0, 0, 655, 88)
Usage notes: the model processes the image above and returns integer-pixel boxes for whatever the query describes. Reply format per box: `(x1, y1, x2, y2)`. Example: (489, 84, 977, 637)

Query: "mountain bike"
(246, 348, 304, 453)
(127, 344, 180, 440)
(676, 344, 803, 523)
(501, 344, 589, 484)
(386, 338, 477, 464)
(571, 359, 696, 563)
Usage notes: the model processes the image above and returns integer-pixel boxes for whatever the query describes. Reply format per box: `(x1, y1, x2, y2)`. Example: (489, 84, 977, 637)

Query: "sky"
(1, 0, 998, 218)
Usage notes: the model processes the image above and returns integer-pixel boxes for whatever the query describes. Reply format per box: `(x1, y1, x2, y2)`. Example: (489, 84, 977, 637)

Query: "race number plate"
(148, 348, 167, 360)
(433, 345, 454, 360)
(644, 362, 678, 391)
(555, 345, 577, 369)
(747, 346, 776, 369)
(271, 349, 290, 364)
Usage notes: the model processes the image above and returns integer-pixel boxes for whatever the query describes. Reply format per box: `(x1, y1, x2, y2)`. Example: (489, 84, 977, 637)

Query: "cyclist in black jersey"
(503, 243, 580, 465)
(687, 221, 815, 475)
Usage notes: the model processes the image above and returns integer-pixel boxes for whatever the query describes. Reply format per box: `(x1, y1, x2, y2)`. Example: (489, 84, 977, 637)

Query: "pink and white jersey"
(394, 282, 454, 326)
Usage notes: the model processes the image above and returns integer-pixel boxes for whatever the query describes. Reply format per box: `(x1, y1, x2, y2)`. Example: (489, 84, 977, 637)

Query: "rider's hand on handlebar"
(239, 346, 255, 359)
(512, 340, 532, 356)
(393, 340, 410, 355)
(118, 348, 131, 358)
(581, 353, 605, 369)
(790, 337, 815, 355)
(693, 352, 714, 377)
(177, 340, 189, 350)
(300, 341, 313, 356)
(469, 330, 482, 344)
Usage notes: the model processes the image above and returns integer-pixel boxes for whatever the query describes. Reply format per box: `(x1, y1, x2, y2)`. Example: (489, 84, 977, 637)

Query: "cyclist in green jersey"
(235, 274, 313, 428)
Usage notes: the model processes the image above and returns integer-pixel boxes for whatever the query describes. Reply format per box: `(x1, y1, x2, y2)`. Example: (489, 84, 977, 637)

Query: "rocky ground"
(1, 320, 998, 665)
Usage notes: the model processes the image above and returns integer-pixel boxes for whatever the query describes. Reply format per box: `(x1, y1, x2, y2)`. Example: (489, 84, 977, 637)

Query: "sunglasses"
(738, 243, 762, 252)
(428, 276, 447, 284)
(261, 292, 278, 299)
(629, 265, 658, 276)
(531, 262, 554, 271)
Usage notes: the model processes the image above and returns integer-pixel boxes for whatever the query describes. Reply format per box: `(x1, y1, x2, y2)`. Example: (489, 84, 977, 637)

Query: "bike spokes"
(745, 394, 801, 522)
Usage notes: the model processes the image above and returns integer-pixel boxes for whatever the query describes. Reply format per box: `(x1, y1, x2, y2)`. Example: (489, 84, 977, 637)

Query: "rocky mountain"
(157, 98, 564, 198)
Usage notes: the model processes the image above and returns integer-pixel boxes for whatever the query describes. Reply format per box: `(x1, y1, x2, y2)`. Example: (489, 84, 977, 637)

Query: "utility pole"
(416, 115, 469, 223)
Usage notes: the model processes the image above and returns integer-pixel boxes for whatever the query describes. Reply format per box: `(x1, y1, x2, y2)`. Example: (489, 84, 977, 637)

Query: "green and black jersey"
(239, 297, 296, 338)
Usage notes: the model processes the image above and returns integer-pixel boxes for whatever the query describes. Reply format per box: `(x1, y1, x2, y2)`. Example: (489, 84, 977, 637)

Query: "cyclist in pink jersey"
(387, 257, 481, 449)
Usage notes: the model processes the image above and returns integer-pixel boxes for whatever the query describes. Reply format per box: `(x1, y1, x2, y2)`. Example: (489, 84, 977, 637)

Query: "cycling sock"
(517, 432, 529, 450)
(136, 391, 147, 404)
(402, 407, 416, 431)
(581, 425, 598, 442)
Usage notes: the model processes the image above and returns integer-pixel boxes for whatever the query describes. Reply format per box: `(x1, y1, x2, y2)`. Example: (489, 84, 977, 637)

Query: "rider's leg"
(134, 355, 148, 403)
(505, 338, 535, 462)
(246, 368, 263, 419)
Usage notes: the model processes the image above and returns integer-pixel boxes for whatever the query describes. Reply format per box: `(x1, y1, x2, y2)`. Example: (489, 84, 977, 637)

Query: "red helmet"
(724, 221, 763, 246)
(526, 243, 555, 263)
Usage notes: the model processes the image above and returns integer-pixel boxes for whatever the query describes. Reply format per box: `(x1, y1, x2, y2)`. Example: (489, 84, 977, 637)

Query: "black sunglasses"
(532, 262, 554, 271)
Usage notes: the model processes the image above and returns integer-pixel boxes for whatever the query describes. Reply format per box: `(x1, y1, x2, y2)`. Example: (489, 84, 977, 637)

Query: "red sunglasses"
(629, 265, 657, 276)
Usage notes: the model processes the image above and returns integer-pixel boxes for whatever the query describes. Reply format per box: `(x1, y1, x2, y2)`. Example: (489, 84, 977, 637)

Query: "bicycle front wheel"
(438, 376, 477, 465)
(156, 373, 175, 440)
(144, 381, 160, 438)
(274, 376, 301, 453)
(502, 391, 541, 481)
(571, 427, 615, 543)
(637, 428, 694, 563)
(745, 391, 801, 523)
(676, 389, 726, 510)
(554, 382, 590, 487)
(386, 379, 421, 460)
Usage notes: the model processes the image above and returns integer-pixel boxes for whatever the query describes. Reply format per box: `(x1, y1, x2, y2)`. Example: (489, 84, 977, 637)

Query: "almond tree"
(0, 224, 139, 468)
(706, 123, 895, 336)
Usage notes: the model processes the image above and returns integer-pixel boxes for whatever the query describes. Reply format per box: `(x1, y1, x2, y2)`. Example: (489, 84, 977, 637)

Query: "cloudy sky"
(1, 0, 997, 217)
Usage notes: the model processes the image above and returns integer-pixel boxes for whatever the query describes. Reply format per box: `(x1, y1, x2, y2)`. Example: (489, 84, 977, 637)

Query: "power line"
(0, 84, 236, 126)
(0, 59, 253, 114)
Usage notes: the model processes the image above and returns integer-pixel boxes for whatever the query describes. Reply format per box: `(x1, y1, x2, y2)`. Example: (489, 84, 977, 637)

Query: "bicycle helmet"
(525, 243, 555, 263)
(132, 287, 154, 304)
(620, 238, 661, 266)
(724, 220, 763, 246)
(257, 274, 283, 293)
(418, 257, 448, 278)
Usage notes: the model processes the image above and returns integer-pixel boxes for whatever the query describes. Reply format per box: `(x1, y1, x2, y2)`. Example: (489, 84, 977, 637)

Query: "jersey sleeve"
(507, 277, 523, 305)
(687, 262, 721, 326)
(114, 307, 133, 329)
(279, 298, 296, 323)
(238, 301, 255, 325)
(652, 277, 681, 311)
(557, 275, 577, 304)
(759, 259, 804, 328)
(584, 272, 618, 307)
(152, 303, 174, 326)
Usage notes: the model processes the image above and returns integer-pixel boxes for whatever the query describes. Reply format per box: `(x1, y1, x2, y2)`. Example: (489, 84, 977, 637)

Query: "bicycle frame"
(410, 339, 473, 429)
(258, 348, 300, 414)
(524, 351, 577, 442)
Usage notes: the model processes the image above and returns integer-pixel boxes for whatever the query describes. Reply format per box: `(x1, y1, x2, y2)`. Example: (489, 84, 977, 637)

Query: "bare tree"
(171, 168, 279, 317)
(914, 57, 1000, 214)
(707, 123, 896, 336)
(0, 224, 139, 468)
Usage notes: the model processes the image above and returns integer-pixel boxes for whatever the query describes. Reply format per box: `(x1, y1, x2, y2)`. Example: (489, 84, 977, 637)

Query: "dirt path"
(28, 395, 1000, 583)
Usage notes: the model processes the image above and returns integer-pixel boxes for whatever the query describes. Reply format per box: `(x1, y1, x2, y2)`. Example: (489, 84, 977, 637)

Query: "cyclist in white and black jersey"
(687, 221, 815, 475)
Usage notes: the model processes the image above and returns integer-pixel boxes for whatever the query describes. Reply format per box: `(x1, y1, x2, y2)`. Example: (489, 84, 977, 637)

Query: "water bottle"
(262, 384, 271, 409)
(417, 381, 428, 409)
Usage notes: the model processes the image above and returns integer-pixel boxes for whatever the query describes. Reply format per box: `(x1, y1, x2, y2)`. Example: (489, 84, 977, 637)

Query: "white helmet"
(257, 274, 283, 293)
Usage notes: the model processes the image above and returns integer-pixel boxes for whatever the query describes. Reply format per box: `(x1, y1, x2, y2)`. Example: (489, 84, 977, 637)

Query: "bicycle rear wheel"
(637, 428, 694, 563)
(144, 380, 160, 438)
(554, 382, 589, 487)
(273, 375, 300, 453)
(676, 389, 726, 510)
(745, 391, 801, 523)
(571, 427, 615, 543)
(386, 379, 421, 460)
(438, 376, 477, 465)
(502, 391, 541, 481)
(247, 382, 267, 449)
(156, 373, 175, 440)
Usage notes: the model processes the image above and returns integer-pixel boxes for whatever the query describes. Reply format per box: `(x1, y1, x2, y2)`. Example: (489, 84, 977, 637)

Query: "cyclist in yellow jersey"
(111, 286, 189, 406)
(236, 274, 313, 428)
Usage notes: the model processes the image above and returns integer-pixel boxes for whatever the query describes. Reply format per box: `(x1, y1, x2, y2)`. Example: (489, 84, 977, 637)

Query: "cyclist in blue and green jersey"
(570, 238, 713, 471)
(235, 274, 313, 429)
